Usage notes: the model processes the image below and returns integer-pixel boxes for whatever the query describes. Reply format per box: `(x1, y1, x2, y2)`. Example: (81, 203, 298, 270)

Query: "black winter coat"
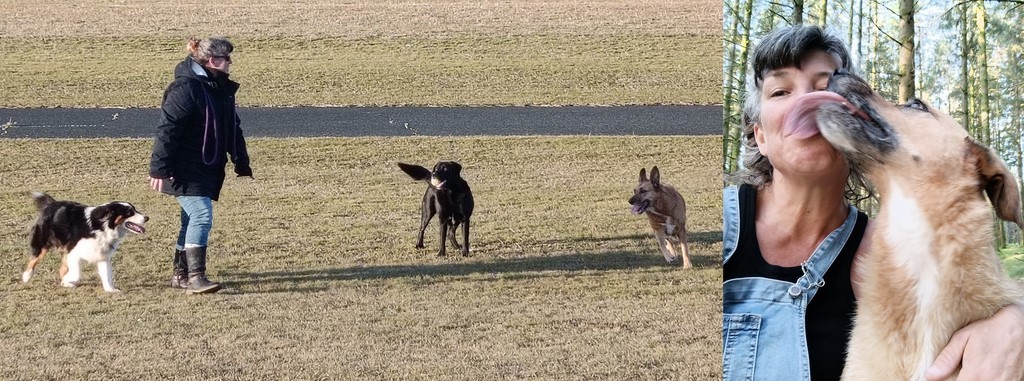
(149, 57, 251, 201)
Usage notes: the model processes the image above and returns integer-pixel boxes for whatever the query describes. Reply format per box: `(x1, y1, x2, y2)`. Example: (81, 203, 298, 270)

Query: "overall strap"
(722, 186, 740, 264)
(788, 204, 860, 302)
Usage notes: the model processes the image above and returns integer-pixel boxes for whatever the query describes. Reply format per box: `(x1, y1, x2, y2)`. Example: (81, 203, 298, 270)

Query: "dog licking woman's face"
(754, 50, 850, 184)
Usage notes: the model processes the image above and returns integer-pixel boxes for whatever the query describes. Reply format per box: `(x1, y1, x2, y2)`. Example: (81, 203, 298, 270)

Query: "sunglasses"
(212, 55, 232, 63)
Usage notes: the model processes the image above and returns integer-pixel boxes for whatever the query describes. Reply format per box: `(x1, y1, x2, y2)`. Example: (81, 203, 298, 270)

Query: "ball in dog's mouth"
(124, 221, 146, 234)
(631, 200, 650, 215)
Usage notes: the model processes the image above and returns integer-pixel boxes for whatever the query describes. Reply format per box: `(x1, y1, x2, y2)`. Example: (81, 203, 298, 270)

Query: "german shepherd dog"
(398, 161, 474, 256)
(629, 166, 692, 267)
(812, 71, 1024, 380)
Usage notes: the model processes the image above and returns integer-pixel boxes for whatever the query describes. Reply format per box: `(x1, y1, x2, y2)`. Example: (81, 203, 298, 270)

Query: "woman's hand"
(149, 176, 172, 192)
(925, 303, 1024, 381)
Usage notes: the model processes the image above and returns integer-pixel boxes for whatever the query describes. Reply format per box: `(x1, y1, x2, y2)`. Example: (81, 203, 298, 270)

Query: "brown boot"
(170, 249, 188, 289)
(185, 246, 221, 294)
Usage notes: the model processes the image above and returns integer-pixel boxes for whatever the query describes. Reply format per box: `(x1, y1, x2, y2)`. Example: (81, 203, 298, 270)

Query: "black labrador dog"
(398, 161, 474, 256)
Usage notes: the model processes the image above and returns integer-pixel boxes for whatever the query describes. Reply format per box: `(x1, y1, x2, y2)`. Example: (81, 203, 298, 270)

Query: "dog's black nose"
(144, 215, 150, 222)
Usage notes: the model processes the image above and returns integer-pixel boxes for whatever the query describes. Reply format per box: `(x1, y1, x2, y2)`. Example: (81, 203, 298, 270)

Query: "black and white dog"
(22, 192, 148, 292)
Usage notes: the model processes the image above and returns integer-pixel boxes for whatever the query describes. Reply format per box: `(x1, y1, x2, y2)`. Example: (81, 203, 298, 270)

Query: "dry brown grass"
(0, 0, 723, 107)
(0, 136, 723, 380)
(1, 0, 720, 38)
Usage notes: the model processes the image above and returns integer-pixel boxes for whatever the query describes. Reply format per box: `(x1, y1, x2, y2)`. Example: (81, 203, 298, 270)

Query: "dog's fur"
(628, 166, 692, 267)
(398, 161, 474, 256)
(22, 192, 148, 292)
(814, 72, 1024, 380)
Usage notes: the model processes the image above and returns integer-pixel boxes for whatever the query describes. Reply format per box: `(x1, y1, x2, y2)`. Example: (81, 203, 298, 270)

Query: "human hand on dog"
(925, 303, 1024, 381)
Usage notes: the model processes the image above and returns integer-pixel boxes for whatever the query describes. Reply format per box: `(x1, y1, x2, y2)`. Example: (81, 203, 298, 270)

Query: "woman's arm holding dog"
(925, 303, 1024, 381)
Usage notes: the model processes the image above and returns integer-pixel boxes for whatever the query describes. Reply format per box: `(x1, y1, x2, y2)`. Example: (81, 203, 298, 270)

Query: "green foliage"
(999, 245, 1024, 280)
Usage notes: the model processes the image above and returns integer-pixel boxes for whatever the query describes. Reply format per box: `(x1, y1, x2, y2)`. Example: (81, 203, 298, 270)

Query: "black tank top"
(723, 184, 867, 381)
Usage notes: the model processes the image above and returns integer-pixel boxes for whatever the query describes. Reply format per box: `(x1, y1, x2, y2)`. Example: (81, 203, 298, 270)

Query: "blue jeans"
(176, 196, 213, 249)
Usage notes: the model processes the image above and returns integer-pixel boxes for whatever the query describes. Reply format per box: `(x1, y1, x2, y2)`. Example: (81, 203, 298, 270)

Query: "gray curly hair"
(186, 36, 233, 65)
(732, 25, 871, 200)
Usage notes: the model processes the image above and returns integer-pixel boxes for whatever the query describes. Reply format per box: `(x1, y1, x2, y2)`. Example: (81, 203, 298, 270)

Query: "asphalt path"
(0, 106, 720, 139)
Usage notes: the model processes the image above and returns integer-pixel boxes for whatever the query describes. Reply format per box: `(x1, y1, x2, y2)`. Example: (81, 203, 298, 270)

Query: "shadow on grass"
(538, 230, 722, 246)
(221, 247, 722, 294)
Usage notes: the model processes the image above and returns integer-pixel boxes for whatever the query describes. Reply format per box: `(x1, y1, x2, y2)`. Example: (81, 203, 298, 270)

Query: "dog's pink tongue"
(783, 91, 849, 139)
(631, 204, 644, 214)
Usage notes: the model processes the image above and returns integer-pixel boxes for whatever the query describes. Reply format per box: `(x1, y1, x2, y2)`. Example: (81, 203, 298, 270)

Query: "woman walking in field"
(149, 36, 253, 295)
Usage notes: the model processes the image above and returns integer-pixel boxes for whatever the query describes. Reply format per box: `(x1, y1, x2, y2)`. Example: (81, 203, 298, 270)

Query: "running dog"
(22, 192, 148, 292)
(811, 71, 1024, 380)
(629, 166, 692, 267)
(398, 161, 474, 256)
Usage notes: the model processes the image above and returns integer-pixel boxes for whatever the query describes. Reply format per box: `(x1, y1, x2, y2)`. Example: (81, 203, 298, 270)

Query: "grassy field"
(0, 136, 722, 380)
(0, 0, 721, 107)
(0, 1, 724, 379)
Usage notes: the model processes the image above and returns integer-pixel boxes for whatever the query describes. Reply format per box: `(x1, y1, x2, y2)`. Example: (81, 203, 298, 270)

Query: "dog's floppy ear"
(89, 205, 115, 229)
(638, 168, 648, 183)
(650, 166, 661, 188)
(967, 137, 1023, 228)
(449, 161, 462, 176)
(398, 162, 431, 181)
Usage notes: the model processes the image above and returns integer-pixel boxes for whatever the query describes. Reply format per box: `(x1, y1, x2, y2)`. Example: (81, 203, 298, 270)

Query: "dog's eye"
(903, 99, 928, 112)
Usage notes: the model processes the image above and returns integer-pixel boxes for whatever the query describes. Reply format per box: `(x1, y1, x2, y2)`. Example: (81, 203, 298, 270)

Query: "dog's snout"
(143, 215, 150, 222)
(826, 70, 873, 96)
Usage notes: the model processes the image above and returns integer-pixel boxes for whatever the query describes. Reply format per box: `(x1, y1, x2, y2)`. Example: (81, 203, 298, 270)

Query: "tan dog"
(629, 166, 692, 268)
(812, 71, 1024, 380)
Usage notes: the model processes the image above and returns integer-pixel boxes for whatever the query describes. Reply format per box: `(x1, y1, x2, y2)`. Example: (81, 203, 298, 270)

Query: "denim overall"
(721, 186, 859, 381)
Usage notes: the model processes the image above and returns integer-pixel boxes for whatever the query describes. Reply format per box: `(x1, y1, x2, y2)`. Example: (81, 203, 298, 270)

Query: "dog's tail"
(398, 162, 431, 182)
(31, 192, 55, 211)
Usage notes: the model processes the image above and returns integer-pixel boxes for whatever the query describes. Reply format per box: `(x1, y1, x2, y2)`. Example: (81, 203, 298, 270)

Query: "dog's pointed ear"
(450, 161, 462, 175)
(639, 168, 647, 183)
(967, 138, 1023, 228)
(398, 162, 431, 181)
(650, 166, 661, 188)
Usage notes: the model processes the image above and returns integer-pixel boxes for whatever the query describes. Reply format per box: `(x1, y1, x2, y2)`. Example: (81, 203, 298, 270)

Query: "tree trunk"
(793, 0, 804, 24)
(724, 0, 755, 174)
(847, 0, 855, 49)
(975, 1, 991, 146)
(1015, 50, 1023, 239)
(868, 0, 879, 88)
(817, 0, 829, 25)
(723, 0, 741, 174)
(856, 0, 863, 68)
(897, 0, 915, 103)
(960, 4, 972, 135)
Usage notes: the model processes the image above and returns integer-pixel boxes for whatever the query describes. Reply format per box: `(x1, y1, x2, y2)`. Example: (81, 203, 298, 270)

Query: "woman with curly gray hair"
(722, 25, 1024, 381)
(149, 36, 253, 295)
